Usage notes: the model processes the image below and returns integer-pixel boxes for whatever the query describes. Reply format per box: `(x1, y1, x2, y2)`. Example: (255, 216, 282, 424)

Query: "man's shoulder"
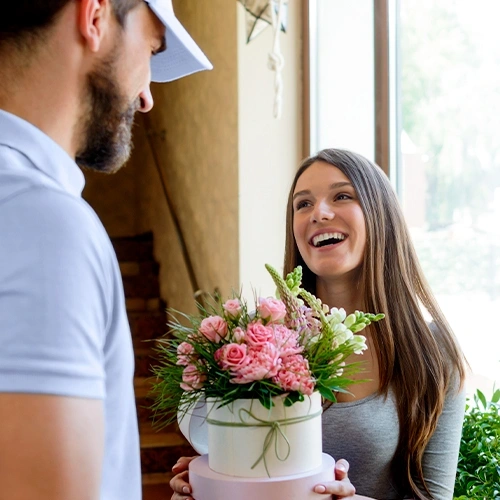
(1, 183, 105, 243)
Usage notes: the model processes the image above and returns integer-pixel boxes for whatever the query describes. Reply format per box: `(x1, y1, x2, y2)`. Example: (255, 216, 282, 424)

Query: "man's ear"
(78, 0, 113, 53)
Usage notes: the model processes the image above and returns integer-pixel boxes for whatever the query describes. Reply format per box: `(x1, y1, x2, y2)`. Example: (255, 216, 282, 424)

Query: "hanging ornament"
(238, 0, 288, 43)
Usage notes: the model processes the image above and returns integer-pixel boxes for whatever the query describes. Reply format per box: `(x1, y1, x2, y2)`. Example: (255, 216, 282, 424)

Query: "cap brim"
(145, 0, 213, 83)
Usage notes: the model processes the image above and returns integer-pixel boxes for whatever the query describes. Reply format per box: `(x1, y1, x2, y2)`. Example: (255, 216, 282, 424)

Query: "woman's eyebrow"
(293, 182, 353, 200)
(293, 189, 310, 200)
(328, 181, 352, 190)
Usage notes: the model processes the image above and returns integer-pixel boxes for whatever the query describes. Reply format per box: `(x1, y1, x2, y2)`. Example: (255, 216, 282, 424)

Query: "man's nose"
(138, 85, 154, 113)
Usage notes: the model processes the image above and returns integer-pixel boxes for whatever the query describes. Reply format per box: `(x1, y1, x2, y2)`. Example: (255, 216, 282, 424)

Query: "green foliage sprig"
(454, 387, 500, 500)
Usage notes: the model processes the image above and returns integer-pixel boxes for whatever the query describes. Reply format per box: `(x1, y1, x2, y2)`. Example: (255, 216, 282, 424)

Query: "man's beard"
(75, 50, 140, 174)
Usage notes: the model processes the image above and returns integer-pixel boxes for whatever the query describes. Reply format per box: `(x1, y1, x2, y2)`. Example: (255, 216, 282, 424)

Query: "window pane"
(400, 0, 500, 394)
(310, 0, 375, 159)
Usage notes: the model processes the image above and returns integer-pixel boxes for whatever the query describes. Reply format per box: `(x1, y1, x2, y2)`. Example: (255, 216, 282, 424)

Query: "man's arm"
(0, 393, 104, 500)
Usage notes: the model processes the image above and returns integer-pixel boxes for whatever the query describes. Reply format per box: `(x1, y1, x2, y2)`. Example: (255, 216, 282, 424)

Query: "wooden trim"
(374, 0, 390, 175)
(302, 0, 311, 158)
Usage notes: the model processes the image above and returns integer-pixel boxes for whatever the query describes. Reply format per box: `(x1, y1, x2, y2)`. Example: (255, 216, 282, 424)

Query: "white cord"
(268, 0, 285, 119)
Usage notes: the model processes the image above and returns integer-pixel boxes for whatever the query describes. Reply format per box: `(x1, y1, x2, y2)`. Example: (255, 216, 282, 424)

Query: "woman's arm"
(418, 378, 466, 500)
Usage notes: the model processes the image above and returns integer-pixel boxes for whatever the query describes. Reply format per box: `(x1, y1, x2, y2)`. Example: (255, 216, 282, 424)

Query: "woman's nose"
(311, 201, 335, 222)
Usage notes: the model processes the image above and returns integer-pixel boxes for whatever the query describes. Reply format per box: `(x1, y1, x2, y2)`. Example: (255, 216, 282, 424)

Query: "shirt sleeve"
(420, 374, 466, 500)
(0, 187, 112, 399)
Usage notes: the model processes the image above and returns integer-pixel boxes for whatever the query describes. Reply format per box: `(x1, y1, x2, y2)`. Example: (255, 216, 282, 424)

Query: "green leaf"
(492, 389, 500, 404)
(317, 385, 336, 402)
(477, 389, 487, 410)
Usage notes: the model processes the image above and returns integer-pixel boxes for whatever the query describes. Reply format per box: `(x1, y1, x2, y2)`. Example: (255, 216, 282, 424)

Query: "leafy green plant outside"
(454, 388, 500, 500)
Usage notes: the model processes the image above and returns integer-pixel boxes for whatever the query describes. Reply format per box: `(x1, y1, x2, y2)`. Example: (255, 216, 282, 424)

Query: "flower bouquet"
(150, 264, 384, 498)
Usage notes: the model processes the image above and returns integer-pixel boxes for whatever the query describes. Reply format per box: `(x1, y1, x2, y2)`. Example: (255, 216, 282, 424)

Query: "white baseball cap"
(143, 0, 213, 82)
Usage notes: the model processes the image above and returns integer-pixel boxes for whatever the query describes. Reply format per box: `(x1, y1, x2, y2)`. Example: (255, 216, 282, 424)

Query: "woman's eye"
(295, 200, 311, 210)
(335, 193, 352, 201)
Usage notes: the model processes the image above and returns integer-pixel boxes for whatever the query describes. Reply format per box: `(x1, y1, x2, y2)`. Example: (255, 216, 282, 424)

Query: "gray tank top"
(322, 385, 465, 499)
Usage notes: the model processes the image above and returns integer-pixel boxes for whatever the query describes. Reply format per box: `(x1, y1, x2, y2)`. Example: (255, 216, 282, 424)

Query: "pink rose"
(223, 299, 242, 318)
(176, 341, 194, 366)
(245, 322, 274, 346)
(199, 316, 228, 343)
(257, 297, 287, 323)
(232, 326, 246, 343)
(230, 344, 281, 384)
(180, 364, 206, 391)
(215, 343, 249, 370)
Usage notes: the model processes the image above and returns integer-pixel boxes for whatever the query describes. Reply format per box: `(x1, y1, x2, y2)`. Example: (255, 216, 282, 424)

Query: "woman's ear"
(78, 0, 113, 53)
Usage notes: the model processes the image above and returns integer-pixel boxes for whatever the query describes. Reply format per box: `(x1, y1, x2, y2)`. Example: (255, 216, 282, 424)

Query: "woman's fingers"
(170, 456, 198, 499)
(313, 480, 356, 496)
(170, 470, 195, 500)
(172, 455, 196, 474)
(335, 458, 350, 480)
(314, 459, 355, 498)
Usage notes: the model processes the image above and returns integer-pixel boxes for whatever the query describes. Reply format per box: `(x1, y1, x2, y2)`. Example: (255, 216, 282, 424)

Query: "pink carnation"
(176, 341, 194, 366)
(231, 344, 281, 384)
(223, 299, 243, 318)
(273, 354, 314, 395)
(273, 324, 303, 358)
(245, 321, 274, 346)
(199, 316, 228, 343)
(257, 297, 287, 323)
(180, 364, 206, 391)
(215, 343, 249, 370)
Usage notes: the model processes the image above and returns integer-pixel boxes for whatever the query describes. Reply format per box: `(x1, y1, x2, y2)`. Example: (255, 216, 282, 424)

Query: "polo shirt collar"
(0, 110, 85, 197)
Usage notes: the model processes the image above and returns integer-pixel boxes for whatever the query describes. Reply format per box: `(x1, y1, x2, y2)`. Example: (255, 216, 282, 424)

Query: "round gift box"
(190, 453, 334, 500)
(206, 392, 323, 478)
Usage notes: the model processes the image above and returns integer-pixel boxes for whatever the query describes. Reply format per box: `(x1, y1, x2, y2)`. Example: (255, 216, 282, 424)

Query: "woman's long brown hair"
(283, 149, 466, 499)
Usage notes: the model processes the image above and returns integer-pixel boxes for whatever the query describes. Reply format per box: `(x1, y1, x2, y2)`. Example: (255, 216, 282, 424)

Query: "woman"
(170, 149, 466, 500)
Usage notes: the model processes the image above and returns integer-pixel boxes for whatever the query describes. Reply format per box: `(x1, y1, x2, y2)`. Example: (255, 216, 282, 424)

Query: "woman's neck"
(315, 273, 364, 314)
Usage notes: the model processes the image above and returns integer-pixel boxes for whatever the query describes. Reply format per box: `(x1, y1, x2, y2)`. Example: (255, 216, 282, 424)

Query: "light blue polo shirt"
(0, 110, 141, 499)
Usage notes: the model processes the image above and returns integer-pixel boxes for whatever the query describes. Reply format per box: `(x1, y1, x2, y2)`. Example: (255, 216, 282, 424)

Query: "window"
(308, 0, 500, 394)
(399, 0, 500, 394)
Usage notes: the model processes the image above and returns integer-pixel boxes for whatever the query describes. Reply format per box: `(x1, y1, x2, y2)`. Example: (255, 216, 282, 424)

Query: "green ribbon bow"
(207, 407, 322, 477)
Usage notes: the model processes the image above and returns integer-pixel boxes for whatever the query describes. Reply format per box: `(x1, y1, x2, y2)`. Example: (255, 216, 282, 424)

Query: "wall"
(237, 0, 303, 300)
(135, 0, 239, 315)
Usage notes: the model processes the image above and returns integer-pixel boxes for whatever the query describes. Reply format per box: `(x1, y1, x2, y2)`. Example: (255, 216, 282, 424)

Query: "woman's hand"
(170, 456, 197, 500)
(313, 458, 360, 498)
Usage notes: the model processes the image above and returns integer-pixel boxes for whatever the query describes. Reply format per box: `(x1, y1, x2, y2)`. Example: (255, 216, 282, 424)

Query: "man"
(0, 1, 211, 498)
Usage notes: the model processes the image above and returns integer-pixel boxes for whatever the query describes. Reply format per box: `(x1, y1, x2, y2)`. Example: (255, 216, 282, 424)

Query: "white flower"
(350, 335, 368, 354)
(332, 323, 353, 345)
(327, 307, 346, 326)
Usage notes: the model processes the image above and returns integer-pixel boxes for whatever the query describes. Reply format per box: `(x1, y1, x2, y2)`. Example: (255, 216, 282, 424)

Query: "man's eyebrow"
(153, 36, 167, 55)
